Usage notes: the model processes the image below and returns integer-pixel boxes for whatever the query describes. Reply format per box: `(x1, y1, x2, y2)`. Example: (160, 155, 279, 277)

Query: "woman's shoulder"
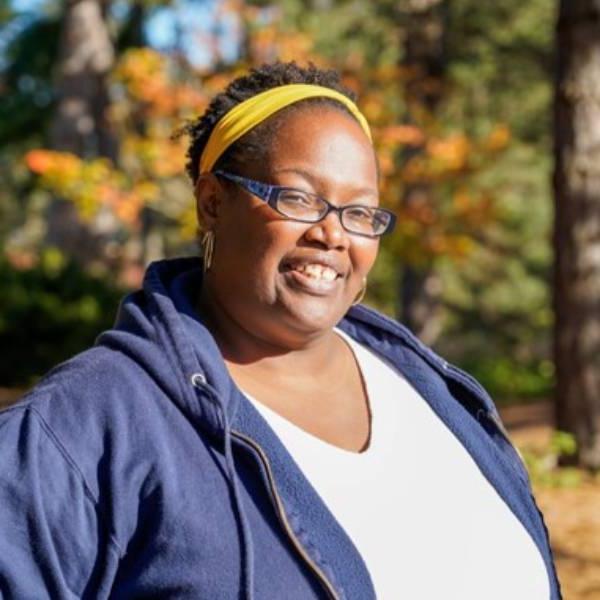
(0, 343, 204, 597)
(9, 345, 158, 424)
(344, 304, 498, 412)
(1, 344, 187, 499)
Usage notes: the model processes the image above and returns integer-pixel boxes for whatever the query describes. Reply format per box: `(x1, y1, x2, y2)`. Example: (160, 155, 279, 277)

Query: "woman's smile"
(280, 251, 347, 296)
(284, 264, 341, 296)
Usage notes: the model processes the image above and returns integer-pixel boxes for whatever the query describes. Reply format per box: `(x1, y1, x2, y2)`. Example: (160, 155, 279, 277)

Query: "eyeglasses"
(214, 170, 396, 238)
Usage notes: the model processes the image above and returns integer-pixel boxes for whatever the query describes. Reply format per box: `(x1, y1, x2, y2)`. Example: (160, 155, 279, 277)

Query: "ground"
(501, 403, 600, 600)
(1, 389, 599, 597)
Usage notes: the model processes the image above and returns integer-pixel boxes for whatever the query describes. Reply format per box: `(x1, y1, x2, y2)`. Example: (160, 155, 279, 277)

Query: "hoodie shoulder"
(20, 345, 156, 416)
(0, 397, 123, 598)
(11, 345, 182, 500)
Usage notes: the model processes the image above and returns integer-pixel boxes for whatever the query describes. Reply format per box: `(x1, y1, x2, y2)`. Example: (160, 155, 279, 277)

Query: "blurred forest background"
(1, 1, 599, 466)
(2, 1, 600, 594)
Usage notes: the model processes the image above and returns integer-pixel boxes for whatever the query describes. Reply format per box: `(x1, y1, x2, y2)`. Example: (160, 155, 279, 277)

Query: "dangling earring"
(352, 278, 367, 306)
(201, 230, 215, 273)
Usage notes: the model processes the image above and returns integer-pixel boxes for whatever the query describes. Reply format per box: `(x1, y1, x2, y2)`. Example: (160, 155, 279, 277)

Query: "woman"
(0, 62, 560, 599)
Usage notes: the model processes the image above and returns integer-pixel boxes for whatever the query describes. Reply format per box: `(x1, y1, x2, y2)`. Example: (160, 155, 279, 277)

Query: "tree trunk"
(398, 0, 447, 344)
(400, 261, 444, 345)
(50, 0, 115, 158)
(47, 0, 117, 263)
(553, 0, 600, 468)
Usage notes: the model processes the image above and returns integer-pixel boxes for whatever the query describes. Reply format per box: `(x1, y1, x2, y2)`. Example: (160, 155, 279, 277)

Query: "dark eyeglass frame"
(214, 170, 396, 238)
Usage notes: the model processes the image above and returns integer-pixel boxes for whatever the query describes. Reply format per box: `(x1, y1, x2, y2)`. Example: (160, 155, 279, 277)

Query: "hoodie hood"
(97, 257, 240, 437)
(98, 257, 260, 598)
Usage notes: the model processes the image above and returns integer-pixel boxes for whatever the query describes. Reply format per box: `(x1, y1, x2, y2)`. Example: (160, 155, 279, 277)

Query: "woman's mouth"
(283, 262, 342, 295)
(293, 263, 338, 282)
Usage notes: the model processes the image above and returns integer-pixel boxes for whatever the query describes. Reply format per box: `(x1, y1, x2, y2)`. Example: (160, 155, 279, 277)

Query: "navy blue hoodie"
(0, 258, 561, 599)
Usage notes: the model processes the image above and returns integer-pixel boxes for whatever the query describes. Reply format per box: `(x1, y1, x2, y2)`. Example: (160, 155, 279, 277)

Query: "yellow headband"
(198, 83, 372, 174)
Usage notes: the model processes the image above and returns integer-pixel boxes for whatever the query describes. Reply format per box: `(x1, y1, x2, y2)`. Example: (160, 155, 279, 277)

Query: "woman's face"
(198, 106, 380, 347)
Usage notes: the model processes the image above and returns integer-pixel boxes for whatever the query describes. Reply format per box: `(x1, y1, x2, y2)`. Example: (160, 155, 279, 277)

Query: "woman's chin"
(277, 281, 349, 335)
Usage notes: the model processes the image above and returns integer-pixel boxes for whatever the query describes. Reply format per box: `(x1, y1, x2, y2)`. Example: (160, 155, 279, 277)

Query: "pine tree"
(554, 0, 600, 468)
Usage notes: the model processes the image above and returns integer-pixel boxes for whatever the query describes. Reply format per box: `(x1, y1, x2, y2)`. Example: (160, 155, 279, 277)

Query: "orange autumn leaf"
(362, 95, 385, 122)
(485, 124, 511, 152)
(24, 149, 81, 182)
(452, 189, 472, 212)
(376, 148, 396, 176)
(379, 124, 425, 146)
(278, 32, 315, 63)
(427, 134, 471, 171)
(112, 191, 144, 225)
(24, 149, 54, 174)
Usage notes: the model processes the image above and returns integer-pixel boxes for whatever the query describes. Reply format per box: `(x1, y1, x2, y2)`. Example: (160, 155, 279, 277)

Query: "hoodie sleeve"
(0, 403, 121, 600)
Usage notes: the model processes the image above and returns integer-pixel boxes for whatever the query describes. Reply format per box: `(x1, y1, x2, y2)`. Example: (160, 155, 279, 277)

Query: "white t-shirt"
(244, 329, 550, 600)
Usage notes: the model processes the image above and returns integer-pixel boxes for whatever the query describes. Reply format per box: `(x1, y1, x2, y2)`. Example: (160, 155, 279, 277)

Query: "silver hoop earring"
(202, 230, 215, 273)
(352, 278, 367, 306)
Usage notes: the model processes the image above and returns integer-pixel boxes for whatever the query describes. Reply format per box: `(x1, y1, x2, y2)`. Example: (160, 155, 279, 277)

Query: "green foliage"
(276, 0, 402, 67)
(0, 249, 125, 387)
(521, 431, 582, 488)
(429, 0, 554, 401)
(0, 6, 60, 253)
(0, 15, 60, 147)
(456, 357, 553, 402)
(446, 0, 554, 145)
(434, 145, 553, 401)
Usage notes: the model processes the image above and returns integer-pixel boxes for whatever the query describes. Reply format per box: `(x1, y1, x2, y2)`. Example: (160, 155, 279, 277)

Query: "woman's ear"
(195, 173, 221, 230)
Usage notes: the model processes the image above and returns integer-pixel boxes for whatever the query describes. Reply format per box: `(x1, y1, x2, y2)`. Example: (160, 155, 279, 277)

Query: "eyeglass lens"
(275, 189, 390, 236)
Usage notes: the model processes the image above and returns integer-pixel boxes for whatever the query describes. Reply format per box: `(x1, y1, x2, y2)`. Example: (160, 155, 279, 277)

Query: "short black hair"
(179, 61, 359, 184)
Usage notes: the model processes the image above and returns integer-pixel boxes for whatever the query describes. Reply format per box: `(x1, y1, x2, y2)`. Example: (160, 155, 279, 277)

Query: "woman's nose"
(303, 210, 350, 250)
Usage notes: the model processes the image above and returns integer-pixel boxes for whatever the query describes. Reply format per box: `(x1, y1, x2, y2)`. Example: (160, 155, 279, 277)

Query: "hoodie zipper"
(231, 430, 340, 600)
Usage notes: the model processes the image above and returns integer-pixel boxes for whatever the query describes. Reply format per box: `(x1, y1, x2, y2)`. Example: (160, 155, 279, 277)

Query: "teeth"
(321, 268, 337, 281)
(295, 264, 337, 281)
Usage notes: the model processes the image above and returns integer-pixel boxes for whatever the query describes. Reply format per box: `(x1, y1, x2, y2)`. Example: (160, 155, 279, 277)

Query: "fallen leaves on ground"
(503, 403, 600, 600)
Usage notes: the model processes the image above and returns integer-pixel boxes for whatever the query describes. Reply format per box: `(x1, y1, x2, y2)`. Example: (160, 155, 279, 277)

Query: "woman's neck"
(197, 287, 341, 377)
(197, 287, 370, 453)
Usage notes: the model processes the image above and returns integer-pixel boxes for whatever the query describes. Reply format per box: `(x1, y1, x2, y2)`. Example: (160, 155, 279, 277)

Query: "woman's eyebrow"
(271, 167, 378, 198)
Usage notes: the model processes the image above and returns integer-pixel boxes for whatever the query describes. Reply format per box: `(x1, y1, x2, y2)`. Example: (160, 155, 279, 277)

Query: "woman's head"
(185, 62, 386, 349)
(182, 62, 366, 184)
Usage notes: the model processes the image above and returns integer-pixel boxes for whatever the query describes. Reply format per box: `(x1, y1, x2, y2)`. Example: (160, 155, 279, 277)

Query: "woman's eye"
(281, 191, 314, 206)
(346, 207, 373, 222)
